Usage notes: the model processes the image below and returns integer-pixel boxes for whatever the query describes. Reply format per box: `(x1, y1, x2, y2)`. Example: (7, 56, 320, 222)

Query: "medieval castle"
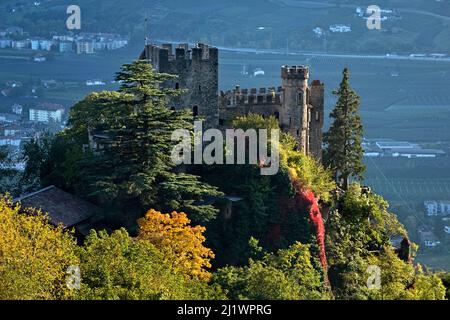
(140, 42, 324, 159)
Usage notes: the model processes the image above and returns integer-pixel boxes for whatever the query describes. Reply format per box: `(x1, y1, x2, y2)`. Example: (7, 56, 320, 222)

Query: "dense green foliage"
(203, 114, 334, 266)
(214, 240, 329, 300)
(76, 229, 222, 300)
(326, 184, 445, 300)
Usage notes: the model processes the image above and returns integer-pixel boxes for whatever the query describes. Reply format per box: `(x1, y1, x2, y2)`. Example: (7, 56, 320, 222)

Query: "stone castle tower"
(140, 43, 219, 128)
(280, 66, 324, 159)
(140, 43, 324, 159)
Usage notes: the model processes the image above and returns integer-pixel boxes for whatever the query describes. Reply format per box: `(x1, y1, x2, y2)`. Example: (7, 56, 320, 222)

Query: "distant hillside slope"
(1, 0, 450, 54)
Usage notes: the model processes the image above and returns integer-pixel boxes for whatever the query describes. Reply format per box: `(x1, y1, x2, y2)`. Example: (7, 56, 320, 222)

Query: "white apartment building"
(424, 201, 450, 217)
(29, 103, 65, 123)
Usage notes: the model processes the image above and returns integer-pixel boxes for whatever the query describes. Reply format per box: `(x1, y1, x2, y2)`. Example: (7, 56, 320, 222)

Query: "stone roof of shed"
(14, 186, 99, 228)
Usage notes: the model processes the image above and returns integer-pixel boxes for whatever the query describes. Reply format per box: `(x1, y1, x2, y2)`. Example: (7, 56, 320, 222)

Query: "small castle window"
(199, 85, 202, 92)
(298, 92, 303, 103)
(175, 82, 180, 89)
(297, 130, 300, 136)
(273, 112, 279, 120)
(193, 106, 199, 117)
(315, 111, 320, 121)
(257, 95, 264, 104)
(219, 119, 225, 126)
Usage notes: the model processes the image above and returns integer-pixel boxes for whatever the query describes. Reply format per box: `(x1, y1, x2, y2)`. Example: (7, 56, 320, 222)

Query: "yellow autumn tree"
(0, 196, 79, 300)
(137, 209, 214, 281)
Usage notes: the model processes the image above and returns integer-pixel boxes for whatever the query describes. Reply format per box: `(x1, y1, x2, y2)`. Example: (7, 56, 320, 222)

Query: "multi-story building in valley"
(29, 103, 65, 123)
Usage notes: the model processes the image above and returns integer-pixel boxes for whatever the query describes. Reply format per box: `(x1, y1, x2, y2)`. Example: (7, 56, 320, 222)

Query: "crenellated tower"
(140, 43, 219, 128)
(280, 66, 309, 153)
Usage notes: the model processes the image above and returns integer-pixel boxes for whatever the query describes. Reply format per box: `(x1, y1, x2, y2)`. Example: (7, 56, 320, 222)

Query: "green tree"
(325, 184, 445, 300)
(323, 68, 365, 190)
(21, 132, 83, 195)
(77, 229, 223, 300)
(437, 272, 450, 300)
(326, 184, 406, 299)
(27, 60, 222, 227)
(213, 240, 328, 300)
(365, 250, 446, 300)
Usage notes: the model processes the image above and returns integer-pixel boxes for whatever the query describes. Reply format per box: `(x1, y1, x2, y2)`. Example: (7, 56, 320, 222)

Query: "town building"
(29, 103, 65, 123)
(59, 40, 73, 53)
(11, 40, 30, 50)
(424, 201, 450, 217)
(418, 228, 441, 248)
(76, 40, 94, 54)
(0, 38, 12, 48)
(11, 103, 23, 115)
(0, 113, 20, 123)
(329, 24, 351, 33)
(0, 134, 21, 147)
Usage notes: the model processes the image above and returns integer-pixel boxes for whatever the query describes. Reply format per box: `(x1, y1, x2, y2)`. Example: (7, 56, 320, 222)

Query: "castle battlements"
(141, 42, 218, 65)
(140, 42, 219, 129)
(220, 85, 283, 106)
(140, 42, 324, 159)
(281, 65, 309, 80)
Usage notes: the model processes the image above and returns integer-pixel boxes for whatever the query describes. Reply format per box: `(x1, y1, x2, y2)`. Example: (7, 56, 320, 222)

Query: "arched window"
(193, 106, 199, 117)
(175, 82, 180, 89)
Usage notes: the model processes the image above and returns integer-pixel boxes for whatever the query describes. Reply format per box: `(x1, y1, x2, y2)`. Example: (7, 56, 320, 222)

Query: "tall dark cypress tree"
(323, 68, 365, 190)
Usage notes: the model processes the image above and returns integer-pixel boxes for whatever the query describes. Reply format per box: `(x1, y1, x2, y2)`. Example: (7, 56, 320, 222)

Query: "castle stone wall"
(140, 43, 324, 159)
(140, 43, 219, 128)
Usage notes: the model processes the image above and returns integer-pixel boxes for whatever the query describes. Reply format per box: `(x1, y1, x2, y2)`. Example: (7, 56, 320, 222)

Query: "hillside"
(1, 0, 450, 54)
